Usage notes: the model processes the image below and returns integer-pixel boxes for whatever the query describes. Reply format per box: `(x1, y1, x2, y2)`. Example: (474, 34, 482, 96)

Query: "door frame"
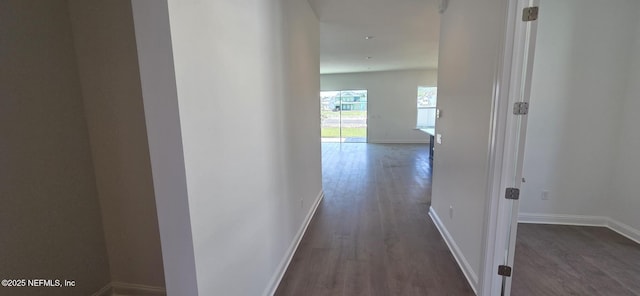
(479, 0, 539, 295)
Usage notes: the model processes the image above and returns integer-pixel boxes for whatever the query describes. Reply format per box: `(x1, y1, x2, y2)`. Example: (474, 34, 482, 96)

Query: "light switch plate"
(436, 134, 442, 144)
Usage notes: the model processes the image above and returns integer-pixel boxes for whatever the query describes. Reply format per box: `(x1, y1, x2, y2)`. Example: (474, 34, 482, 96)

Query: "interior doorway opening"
(485, 0, 640, 295)
(320, 90, 367, 143)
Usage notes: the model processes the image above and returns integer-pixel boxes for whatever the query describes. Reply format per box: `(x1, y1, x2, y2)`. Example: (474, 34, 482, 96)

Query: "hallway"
(276, 143, 474, 295)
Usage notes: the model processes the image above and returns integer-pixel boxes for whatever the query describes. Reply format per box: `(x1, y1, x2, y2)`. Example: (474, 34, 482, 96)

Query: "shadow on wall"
(1, 0, 166, 295)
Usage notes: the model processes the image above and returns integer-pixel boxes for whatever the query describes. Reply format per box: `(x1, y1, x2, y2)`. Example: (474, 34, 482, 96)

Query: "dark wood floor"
(513, 224, 640, 296)
(275, 143, 474, 296)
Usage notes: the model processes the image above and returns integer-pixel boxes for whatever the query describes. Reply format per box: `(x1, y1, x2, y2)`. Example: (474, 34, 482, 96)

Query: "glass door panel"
(320, 91, 341, 142)
(339, 90, 367, 143)
(321, 90, 367, 143)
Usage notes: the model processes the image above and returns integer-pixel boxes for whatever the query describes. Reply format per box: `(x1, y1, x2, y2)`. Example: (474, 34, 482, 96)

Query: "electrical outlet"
(541, 190, 550, 200)
(449, 206, 454, 219)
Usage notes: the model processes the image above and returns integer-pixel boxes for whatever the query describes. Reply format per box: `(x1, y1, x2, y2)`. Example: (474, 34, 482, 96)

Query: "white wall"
(67, 0, 165, 288)
(519, 0, 638, 221)
(611, 15, 640, 234)
(321, 69, 436, 143)
(131, 1, 199, 294)
(429, 0, 508, 290)
(0, 1, 111, 295)
(134, 0, 322, 295)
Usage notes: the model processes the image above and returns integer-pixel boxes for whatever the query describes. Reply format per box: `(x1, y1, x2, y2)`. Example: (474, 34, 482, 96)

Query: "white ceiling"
(308, 0, 440, 74)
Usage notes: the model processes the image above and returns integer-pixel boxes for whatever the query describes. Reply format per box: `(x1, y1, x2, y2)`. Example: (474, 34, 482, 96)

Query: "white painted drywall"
(136, 0, 322, 295)
(131, 1, 199, 295)
(67, 0, 165, 288)
(430, 0, 508, 288)
(321, 70, 437, 143)
(0, 1, 111, 295)
(519, 0, 639, 226)
(609, 7, 640, 233)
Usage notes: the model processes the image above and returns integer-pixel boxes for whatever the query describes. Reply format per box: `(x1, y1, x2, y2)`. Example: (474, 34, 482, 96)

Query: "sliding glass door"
(320, 90, 367, 143)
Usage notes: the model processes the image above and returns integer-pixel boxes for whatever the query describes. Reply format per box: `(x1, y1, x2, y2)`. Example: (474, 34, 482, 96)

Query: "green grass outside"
(321, 127, 367, 138)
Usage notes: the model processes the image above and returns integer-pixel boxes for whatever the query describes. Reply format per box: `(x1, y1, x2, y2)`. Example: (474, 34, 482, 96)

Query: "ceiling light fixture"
(365, 36, 374, 40)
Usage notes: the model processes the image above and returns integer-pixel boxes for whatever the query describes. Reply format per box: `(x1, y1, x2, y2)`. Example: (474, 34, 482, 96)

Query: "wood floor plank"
(275, 143, 474, 296)
(513, 224, 640, 296)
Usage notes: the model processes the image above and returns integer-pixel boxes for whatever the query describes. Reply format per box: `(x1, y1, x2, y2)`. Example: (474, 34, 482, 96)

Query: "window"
(417, 86, 437, 128)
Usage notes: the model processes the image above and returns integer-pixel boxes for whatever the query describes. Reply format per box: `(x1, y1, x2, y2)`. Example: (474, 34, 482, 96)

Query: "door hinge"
(505, 188, 520, 200)
(513, 102, 529, 115)
(522, 7, 539, 22)
(498, 265, 512, 277)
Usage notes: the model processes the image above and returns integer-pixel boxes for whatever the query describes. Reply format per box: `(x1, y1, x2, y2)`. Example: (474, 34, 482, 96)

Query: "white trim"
(518, 213, 640, 245)
(479, 0, 521, 293)
(92, 282, 166, 296)
(111, 282, 166, 296)
(480, 0, 539, 295)
(429, 207, 478, 294)
(518, 213, 607, 226)
(263, 190, 325, 296)
(91, 283, 112, 296)
(607, 218, 640, 245)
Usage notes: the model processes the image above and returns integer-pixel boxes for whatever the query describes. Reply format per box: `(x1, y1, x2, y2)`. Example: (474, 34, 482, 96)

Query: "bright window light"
(417, 86, 437, 128)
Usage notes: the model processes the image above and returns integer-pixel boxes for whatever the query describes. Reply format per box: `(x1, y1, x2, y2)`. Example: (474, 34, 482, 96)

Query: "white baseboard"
(111, 282, 166, 296)
(92, 283, 113, 296)
(92, 282, 166, 296)
(428, 207, 478, 294)
(606, 218, 640, 245)
(263, 190, 325, 296)
(518, 213, 607, 227)
(518, 213, 640, 245)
